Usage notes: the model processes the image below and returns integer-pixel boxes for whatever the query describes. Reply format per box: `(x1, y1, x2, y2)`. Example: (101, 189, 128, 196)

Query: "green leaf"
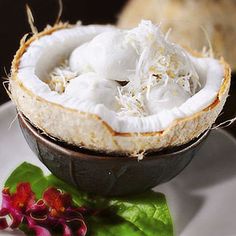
(4, 162, 48, 199)
(109, 192, 173, 236)
(4, 162, 173, 236)
(87, 216, 144, 236)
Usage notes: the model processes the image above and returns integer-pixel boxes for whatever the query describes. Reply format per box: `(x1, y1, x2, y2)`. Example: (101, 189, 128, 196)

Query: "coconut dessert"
(9, 20, 231, 156)
(118, 0, 236, 71)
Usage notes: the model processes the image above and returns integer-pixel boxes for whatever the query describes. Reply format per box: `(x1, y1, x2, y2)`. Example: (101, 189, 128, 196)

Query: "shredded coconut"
(48, 60, 78, 94)
(48, 21, 202, 117)
(116, 20, 200, 116)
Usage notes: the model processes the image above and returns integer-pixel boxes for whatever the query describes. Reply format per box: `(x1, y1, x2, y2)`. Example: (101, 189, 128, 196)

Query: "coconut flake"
(47, 60, 78, 94)
(26, 5, 38, 35)
(115, 20, 200, 116)
(55, 0, 63, 25)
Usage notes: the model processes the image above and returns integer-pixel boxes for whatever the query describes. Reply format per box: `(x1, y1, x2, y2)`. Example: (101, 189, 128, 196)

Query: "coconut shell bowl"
(18, 112, 209, 197)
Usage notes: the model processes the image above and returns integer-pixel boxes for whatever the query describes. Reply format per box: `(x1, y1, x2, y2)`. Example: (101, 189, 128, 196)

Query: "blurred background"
(0, 0, 235, 135)
(0, 0, 126, 104)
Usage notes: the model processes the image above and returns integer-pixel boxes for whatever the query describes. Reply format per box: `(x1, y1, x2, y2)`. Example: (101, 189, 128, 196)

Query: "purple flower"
(0, 183, 35, 228)
(0, 183, 88, 236)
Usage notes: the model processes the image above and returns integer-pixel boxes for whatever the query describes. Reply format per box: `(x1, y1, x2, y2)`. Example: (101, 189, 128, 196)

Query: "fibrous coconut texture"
(10, 20, 231, 156)
(118, 0, 236, 71)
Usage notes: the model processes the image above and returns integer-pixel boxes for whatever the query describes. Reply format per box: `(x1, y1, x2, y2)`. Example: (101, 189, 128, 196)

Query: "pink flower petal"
(65, 217, 87, 236)
(0, 189, 12, 214)
(62, 223, 72, 236)
(77, 221, 87, 236)
(0, 218, 8, 230)
(9, 209, 23, 228)
(43, 188, 72, 214)
(0, 188, 23, 228)
(12, 183, 35, 210)
(0, 208, 9, 217)
(28, 200, 48, 221)
(27, 217, 51, 236)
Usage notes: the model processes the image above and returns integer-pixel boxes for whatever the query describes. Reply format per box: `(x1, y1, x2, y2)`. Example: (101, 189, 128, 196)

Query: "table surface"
(0, 75, 236, 138)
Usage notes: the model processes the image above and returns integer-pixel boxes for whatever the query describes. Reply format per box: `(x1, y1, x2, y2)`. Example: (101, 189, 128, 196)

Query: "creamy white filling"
(69, 30, 138, 81)
(17, 22, 224, 133)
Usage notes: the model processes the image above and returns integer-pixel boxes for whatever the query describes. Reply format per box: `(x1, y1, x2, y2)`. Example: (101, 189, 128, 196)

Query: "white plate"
(0, 102, 236, 236)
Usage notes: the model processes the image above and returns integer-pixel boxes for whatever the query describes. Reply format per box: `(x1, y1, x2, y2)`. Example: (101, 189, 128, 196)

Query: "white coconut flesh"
(16, 20, 224, 136)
